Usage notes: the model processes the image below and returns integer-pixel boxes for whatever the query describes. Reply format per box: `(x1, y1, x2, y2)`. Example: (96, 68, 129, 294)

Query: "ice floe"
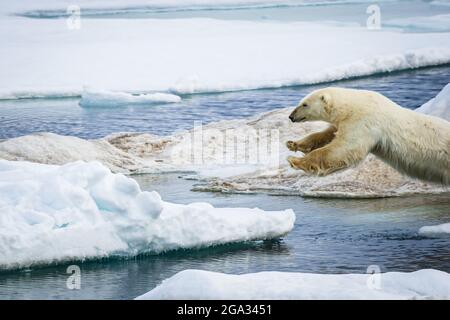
(136, 269, 450, 299)
(0, 160, 295, 270)
(0, 132, 152, 174)
(1, 12, 450, 99)
(419, 223, 450, 237)
(79, 89, 181, 107)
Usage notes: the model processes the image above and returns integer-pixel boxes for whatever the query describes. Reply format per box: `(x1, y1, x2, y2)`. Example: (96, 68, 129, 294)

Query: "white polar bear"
(286, 87, 450, 185)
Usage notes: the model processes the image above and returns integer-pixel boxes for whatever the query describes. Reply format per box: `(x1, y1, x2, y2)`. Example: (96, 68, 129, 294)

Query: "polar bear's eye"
(302, 103, 308, 107)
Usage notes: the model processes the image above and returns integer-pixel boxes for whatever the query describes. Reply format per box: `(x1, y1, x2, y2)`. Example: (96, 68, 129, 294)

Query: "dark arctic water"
(0, 67, 449, 299)
(0, 65, 450, 140)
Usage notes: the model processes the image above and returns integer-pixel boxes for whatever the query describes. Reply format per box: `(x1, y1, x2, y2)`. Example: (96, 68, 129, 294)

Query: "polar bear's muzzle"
(289, 111, 306, 122)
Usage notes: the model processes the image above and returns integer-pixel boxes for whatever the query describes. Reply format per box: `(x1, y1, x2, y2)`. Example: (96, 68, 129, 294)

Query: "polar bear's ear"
(320, 93, 329, 103)
(321, 93, 332, 114)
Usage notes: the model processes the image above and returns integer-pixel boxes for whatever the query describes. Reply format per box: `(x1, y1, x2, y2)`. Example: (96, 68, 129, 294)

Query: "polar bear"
(286, 87, 450, 185)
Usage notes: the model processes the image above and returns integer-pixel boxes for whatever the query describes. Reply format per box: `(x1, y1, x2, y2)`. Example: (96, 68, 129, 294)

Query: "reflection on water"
(1, 173, 448, 300)
(0, 240, 290, 300)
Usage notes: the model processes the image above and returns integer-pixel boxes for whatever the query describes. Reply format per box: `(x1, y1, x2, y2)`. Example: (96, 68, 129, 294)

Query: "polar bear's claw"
(286, 141, 298, 152)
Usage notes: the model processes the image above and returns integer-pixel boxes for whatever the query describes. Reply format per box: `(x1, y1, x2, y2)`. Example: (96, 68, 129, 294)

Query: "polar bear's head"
(289, 88, 333, 123)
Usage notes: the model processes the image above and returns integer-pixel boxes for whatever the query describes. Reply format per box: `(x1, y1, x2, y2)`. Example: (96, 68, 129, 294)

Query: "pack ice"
(0, 160, 295, 270)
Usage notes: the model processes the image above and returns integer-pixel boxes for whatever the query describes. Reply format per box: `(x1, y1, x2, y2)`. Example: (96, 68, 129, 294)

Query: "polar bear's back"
(328, 87, 450, 185)
(374, 110, 449, 185)
(370, 95, 449, 185)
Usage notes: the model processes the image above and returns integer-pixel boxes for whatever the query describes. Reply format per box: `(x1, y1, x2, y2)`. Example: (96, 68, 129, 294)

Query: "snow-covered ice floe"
(0, 132, 155, 174)
(0, 160, 295, 270)
(419, 223, 450, 237)
(136, 269, 450, 300)
(79, 89, 181, 107)
(1, 7, 450, 99)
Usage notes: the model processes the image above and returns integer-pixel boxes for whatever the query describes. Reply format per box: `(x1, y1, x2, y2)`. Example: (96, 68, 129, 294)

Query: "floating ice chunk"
(0, 160, 295, 270)
(419, 223, 450, 237)
(136, 269, 450, 300)
(416, 83, 450, 121)
(79, 89, 181, 107)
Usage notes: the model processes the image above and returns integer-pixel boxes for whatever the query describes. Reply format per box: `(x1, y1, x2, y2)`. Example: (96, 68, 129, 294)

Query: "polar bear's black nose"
(289, 114, 295, 122)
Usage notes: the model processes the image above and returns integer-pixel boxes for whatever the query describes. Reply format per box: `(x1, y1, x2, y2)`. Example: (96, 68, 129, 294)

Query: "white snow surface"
(419, 223, 450, 237)
(136, 269, 450, 300)
(1, 11, 450, 98)
(0, 160, 295, 270)
(79, 89, 181, 107)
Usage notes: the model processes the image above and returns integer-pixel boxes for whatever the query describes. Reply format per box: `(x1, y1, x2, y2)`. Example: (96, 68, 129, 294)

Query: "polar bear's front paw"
(286, 140, 313, 154)
(286, 141, 299, 152)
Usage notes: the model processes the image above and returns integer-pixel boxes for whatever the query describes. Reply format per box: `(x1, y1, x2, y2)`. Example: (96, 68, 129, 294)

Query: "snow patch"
(136, 269, 450, 300)
(79, 89, 181, 107)
(0, 160, 295, 270)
